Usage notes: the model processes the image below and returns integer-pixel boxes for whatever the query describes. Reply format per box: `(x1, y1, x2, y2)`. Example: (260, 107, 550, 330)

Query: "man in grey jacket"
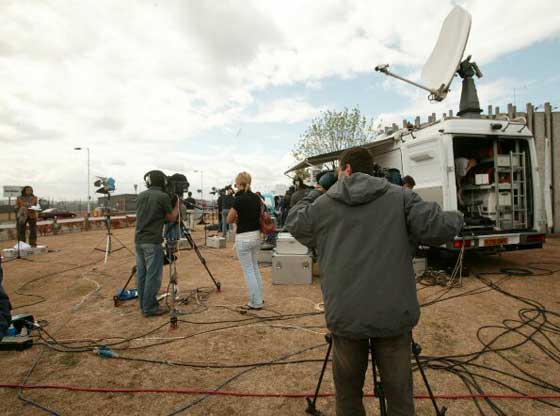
(286, 147, 463, 416)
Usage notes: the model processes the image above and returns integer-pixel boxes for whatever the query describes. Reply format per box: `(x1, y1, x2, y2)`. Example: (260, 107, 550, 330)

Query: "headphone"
(144, 170, 168, 188)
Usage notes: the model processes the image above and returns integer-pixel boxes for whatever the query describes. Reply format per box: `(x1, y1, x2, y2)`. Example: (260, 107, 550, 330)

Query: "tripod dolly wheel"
(113, 296, 120, 307)
(216, 281, 222, 292)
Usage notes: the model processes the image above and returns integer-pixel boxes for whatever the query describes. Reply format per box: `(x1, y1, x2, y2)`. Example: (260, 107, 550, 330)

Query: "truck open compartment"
(453, 136, 534, 233)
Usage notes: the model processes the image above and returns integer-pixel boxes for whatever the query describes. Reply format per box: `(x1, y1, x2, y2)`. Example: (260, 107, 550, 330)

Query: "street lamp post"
(193, 170, 203, 203)
(74, 147, 91, 217)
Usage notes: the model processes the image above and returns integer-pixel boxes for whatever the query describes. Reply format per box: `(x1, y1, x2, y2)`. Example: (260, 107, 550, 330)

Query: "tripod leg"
(168, 262, 177, 330)
(411, 339, 447, 416)
(185, 231, 221, 291)
(369, 338, 387, 416)
(104, 234, 110, 263)
(114, 265, 137, 307)
(306, 334, 332, 416)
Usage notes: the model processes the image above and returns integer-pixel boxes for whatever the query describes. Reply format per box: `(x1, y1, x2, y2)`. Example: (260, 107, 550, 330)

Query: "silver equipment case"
(275, 232, 309, 255)
(272, 251, 312, 285)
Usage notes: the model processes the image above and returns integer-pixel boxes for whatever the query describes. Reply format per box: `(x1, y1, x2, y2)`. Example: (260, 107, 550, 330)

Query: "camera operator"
(286, 147, 463, 416)
(0, 259, 12, 338)
(135, 170, 179, 317)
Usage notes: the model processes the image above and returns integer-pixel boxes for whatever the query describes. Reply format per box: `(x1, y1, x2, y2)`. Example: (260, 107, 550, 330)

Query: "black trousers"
(17, 218, 37, 246)
(332, 331, 415, 416)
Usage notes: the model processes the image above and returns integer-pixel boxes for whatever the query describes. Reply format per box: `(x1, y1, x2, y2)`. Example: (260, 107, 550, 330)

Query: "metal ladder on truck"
(509, 150, 528, 229)
(493, 143, 528, 230)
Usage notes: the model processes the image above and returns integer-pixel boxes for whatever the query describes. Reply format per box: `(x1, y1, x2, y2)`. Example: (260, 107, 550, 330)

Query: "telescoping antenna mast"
(375, 6, 483, 118)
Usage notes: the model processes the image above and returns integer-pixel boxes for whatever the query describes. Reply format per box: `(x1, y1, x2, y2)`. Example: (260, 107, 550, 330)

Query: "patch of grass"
(57, 354, 80, 368)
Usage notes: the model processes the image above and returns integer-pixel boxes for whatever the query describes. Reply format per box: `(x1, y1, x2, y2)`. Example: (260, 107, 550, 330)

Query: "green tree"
(293, 107, 376, 169)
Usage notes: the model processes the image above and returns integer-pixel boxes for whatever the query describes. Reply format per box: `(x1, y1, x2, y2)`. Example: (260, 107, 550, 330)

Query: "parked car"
(39, 208, 77, 219)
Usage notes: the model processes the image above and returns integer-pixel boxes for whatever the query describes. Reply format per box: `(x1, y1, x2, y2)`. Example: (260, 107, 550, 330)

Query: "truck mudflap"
(445, 232, 546, 251)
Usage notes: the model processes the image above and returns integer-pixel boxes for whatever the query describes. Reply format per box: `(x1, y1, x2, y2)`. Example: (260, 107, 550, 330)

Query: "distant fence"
(397, 102, 559, 234)
(0, 215, 136, 242)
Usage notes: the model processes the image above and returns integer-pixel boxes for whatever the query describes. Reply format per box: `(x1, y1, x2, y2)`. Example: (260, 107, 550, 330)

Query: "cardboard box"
(412, 257, 427, 277)
(2, 249, 16, 259)
(177, 238, 191, 250)
(31, 245, 47, 255)
(207, 236, 226, 249)
(475, 174, 489, 185)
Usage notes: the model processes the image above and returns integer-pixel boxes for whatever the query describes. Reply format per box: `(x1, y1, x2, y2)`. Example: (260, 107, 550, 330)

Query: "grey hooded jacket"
(286, 173, 463, 339)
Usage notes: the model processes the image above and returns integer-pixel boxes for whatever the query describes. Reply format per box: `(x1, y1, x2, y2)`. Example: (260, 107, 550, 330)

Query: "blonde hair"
(235, 171, 252, 191)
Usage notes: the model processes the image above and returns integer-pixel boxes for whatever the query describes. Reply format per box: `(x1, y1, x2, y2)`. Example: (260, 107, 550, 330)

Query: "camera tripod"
(93, 212, 130, 263)
(93, 194, 132, 263)
(305, 334, 447, 416)
(164, 218, 221, 329)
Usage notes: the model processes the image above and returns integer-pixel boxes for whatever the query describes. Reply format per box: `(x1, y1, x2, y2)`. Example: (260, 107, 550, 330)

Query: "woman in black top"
(226, 172, 264, 309)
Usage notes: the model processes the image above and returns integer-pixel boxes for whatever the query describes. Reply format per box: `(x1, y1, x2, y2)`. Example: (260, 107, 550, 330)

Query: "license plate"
(484, 238, 508, 247)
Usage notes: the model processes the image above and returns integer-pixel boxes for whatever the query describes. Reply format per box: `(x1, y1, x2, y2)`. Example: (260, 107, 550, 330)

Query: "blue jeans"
(235, 239, 263, 308)
(221, 210, 230, 237)
(135, 243, 164, 315)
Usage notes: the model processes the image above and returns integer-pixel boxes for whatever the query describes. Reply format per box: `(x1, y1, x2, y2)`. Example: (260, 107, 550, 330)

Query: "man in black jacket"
(0, 259, 12, 338)
(286, 147, 463, 416)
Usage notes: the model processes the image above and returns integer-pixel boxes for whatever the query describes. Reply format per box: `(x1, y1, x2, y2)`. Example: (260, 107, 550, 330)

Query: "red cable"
(1, 384, 560, 400)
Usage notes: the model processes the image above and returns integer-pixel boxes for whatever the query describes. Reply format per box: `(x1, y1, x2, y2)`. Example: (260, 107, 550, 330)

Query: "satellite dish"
(375, 5, 472, 102)
(421, 6, 471, 96)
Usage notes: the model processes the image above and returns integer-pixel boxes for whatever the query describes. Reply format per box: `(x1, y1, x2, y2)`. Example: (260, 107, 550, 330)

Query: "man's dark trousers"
(17, 218, 37, 246)
(332, 331, 415, 416)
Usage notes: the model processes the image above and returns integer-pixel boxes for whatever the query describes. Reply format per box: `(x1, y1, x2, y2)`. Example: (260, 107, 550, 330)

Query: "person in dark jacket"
(135, 170, 179, 317)
(221, 187, 235, 238)
(0, 259, 12, 338)
(286, 147, 463, 416)
(289, 177, 312, 208)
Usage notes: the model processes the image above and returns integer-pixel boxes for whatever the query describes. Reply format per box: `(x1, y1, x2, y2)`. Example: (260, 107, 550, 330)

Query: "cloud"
(1, 0, 559, 198)
(248, 98, 325, 124)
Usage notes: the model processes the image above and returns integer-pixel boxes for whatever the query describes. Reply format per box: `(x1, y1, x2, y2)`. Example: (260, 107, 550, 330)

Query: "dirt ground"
(0, 228, 559, 416)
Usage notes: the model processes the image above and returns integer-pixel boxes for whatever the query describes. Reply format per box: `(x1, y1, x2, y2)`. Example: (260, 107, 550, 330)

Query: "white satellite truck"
(286, 6, 546, 253)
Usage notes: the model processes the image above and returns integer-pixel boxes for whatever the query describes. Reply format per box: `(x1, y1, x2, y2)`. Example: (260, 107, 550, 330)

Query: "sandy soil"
(0, 228, 559, 416)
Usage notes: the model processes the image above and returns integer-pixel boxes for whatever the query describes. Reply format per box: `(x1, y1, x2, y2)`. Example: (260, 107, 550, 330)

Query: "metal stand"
(305, 334, 333, 416)
(178, 220, 221, 292)
(94, 213, 127, 263)
(162, 217, 222, 330)
(93, 195, 130, 263)
(306, 334, 446, 416)
(369, 338, 388, 415)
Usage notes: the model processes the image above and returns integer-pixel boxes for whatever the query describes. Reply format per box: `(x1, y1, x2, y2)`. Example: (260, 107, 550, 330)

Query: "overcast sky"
(1, 0, 559, 202)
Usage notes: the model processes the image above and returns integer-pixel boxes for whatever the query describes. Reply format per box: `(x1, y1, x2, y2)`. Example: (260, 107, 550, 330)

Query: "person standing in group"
(290, 177, 312, 208)
(286, 147, 463, 416)
(135, 170, 179, 317)
(226, 172, 264, 310)
(221, 186, 235, 238)
(184, 191, 197, 230)
(402, 175, 416, 190)
(15, 186, 39, 247)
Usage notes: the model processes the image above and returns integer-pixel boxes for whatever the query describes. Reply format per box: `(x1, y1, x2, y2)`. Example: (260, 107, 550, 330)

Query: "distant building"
(97, 194, 138, 212)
